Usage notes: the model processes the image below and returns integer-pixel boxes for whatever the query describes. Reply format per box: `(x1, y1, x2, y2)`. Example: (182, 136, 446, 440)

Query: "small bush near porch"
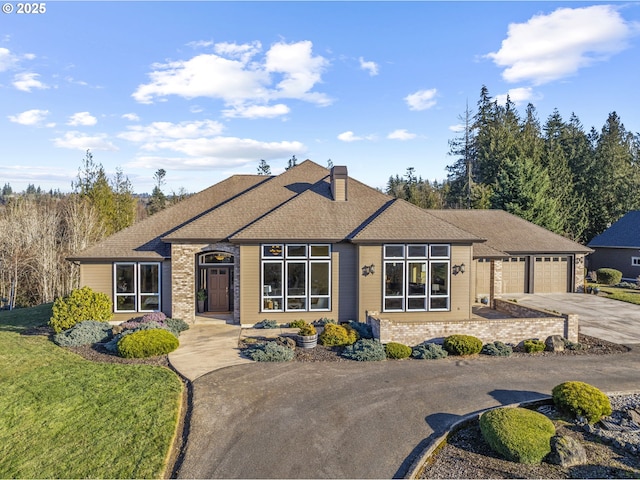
(0, 304, 183, 479)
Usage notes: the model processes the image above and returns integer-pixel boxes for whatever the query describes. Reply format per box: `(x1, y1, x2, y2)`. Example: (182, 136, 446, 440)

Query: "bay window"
(262, 244, 331, 312)
(383, 244, 450, 312)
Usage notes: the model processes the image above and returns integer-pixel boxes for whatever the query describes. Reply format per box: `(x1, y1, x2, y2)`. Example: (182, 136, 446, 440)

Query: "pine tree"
(147, 169, 167, 215)
(285, 155, 298, 170)
(446, 102, 477, 208)
(257, 159, 271, 175)
(111, 167, 136, 232)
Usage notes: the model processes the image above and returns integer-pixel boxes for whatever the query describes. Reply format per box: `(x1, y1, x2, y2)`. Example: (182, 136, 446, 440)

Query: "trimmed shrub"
(341, 339, 386, 361)
(443, 334, 482, 356)
(596, 268, 622, 286)
(552, 381, 612, 424)
(140, 311, 167, 323)
(246, 341, 294, 362)
(347, 320, 373, 339)
(288, 319, 307, 329)
(314, 317, 337, 326)
(480, 407, 555, 464)
(52, 320, 113, 347)
(164, 318, 189, 337)
(117, 329, 179, 358)
(482, 341, 513, 357)
(384, 342, 412, 359)
(319, 323, 358, 346)
(49, 287, 112, 333)
(254, 319, 279, 329)
(298, 323, 317, 336)
(523, 339, 545, 353)
(412, 342, 448, 360)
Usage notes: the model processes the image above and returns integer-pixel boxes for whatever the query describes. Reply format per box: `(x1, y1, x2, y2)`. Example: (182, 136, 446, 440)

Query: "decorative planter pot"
(197, 300, 205, 312)
(296, 334, 318, 349)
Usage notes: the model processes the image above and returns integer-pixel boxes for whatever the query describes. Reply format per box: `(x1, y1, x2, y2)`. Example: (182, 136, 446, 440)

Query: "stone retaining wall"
(368, 304, 578, 346)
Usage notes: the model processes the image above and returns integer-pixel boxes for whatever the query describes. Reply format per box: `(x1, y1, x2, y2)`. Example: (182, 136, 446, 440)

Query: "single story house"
(587, 210, 640, 280)
(69, 160, 589, 344)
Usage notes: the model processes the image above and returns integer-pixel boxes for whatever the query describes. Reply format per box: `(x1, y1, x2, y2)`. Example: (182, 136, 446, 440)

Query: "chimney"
(330, 166, 348, 201)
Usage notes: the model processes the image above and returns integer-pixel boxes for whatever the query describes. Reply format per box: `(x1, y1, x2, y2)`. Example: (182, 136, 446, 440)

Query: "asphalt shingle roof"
(588, 211, 640, 248)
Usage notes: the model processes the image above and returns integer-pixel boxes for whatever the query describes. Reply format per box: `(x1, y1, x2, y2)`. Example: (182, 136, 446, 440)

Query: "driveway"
(508, 293, 640, 344)
(175, 349, 640, 479)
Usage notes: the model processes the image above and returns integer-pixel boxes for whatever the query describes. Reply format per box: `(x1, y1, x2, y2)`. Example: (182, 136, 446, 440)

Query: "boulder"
(548, 435, 587, 467)
(545, 335, 565, 352)
(276, 336, 296, 350)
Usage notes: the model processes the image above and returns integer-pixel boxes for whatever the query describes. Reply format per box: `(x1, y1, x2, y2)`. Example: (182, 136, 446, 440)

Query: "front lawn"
(0, 304, 183, 479)
(587, 283, 640, 306)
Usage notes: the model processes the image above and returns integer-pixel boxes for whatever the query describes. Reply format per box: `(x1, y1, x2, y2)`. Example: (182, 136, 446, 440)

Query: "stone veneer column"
(490, 259, 503, 308)
(171, 243, 207, 324)
(574, 254, 585, 293)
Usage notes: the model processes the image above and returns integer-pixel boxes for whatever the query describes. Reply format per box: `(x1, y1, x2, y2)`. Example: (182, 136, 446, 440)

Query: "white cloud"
(125, 138, 306, 169)
(8, 109, 52, 126)
(53, 131, 118, 151)
(405, 88, 438, 111)
(486, 5, 640, 85)
(337, 131, 376, 142)
(448, 124, 465, 133)
(13, 72, 49, 92)
(222, 103, 290, 119)
(0, 47, 18, 72)
(387, 129, 416, 141)
(118, 119, 225, 143)
(133, 40, 331, 117)
(359, 57, 379, 76)
(122, 113, 140, 122)
(187, 40, 214, 49)
(67, 111, 97, 126)
(495, 87, 540, 106)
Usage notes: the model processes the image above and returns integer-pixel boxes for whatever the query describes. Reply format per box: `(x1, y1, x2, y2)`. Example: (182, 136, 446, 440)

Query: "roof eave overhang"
(66, 255, 169, 263)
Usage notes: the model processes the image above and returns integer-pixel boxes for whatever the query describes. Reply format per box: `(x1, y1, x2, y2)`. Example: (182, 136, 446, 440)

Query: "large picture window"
(262, 244, 331, 312)
(114, 262, 161, 313)
(383, 244, 450, 312)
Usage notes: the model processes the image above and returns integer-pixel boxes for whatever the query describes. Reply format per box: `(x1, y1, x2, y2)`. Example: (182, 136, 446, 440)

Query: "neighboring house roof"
(427, 209, 592, 257)
(69, 160, 588, 262)
(587, 211, 640, 249)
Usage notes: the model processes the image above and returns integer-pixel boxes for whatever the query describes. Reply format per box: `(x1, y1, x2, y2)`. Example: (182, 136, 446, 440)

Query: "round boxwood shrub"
(596, 268, 622, 286)
(443, 334, 482, 356)
(52, 320, 113, 347)
(117, 329, 179, 358)
(319, 323, 358, 346)
(523, 339, 545, 353)
(479, 407, 556, 464)
(552, 381, 612, 424)
(384, 342, 412, 359)
(288, 319, 307, 329)
(246, 341, 294, 362)
(481, 341, 513, 357)
(49, 286, 112, 333)
(341, 339, 386, 361)
(412, 342, 448, 360)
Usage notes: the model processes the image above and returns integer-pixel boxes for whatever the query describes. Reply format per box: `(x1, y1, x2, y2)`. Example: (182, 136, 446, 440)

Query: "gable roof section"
(351, 200, 482, 243)
(427, 209, 591, 256)
(162, 160, 331, 243)
(68, 174, 268, 261)
(588, 210, 640, 249)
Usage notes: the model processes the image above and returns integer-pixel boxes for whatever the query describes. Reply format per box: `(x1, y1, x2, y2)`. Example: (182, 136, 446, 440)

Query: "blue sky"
(2, 1, 639, 194)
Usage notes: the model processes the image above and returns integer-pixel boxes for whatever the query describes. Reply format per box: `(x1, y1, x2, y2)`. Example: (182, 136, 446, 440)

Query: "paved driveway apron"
(509, 293, 640, 344)
(176, 348, 640, 479)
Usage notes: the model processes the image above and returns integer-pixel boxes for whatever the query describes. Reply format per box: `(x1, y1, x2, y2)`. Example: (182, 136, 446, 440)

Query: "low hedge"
(596, 268, 622, 286)
(479, 407, 555, 464)
(552, 381, 612, 424)
(412, 342, 448, 360)
(523, 339, 545, 353)
(443, 334, 482, 356)
(482, 341, 513, 357)
(342, 339, 386, 361)
(384, 342, 412, 359)
(117, 329, 179, 358)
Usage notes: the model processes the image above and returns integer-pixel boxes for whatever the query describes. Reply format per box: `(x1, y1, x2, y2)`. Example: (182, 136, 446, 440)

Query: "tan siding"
(80, 263, 112, 301)
(474, 259, 491, 301)
(358, 245, 382, 321)
(239, 245, 261, 325)
(334, 178, 346, 201)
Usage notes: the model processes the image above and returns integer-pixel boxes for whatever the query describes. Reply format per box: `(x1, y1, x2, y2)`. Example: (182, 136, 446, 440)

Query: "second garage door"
(533, 256, 568, 293)
(502, 257, 527, 293)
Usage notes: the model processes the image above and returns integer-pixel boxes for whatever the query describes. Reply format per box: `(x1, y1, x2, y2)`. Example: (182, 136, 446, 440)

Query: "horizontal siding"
(80, 264, 112, 301)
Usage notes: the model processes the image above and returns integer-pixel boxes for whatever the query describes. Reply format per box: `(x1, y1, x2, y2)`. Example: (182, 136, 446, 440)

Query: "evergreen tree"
(147, 169, 167, 215)
(111, 167, 136, 232)
(2, 183, 12, 196)
(257, 159, 271, 175)
(285, 155, 298, 170)
(446, 102, 478, 208)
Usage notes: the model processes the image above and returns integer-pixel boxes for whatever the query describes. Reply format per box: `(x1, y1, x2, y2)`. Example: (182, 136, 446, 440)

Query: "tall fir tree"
(257, 159, 271, 175)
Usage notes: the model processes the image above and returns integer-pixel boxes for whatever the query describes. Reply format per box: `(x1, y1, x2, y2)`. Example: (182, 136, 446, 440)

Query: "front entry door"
(208, 268, 229, 312)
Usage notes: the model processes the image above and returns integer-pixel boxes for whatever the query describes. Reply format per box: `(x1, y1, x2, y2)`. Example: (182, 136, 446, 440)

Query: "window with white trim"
(632, 257, 640, 267)
(383, 244, 450, 312)
(261, 244, 331, 312)
(114, 262, 161, 313)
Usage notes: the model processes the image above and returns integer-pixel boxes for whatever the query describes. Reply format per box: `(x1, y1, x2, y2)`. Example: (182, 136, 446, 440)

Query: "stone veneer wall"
(368, 299, 578, 346)
(574, 254, 585, 293)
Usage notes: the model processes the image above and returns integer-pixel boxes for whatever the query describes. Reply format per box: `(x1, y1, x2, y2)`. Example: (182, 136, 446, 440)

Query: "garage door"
(475, 258, 491, 299)
(502, 257, 527, 293)
(533, 256, 568, 293)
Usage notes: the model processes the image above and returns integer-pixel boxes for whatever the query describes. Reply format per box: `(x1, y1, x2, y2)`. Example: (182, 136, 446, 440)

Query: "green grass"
(0, 304, 183, 479)
(587, 282, 640, 306)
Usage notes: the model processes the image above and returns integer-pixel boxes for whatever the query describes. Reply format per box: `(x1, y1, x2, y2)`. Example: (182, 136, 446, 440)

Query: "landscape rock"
(545, 335, 566, 352)
(548, 435, 588, 467)
(275, 336, 296, 350)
